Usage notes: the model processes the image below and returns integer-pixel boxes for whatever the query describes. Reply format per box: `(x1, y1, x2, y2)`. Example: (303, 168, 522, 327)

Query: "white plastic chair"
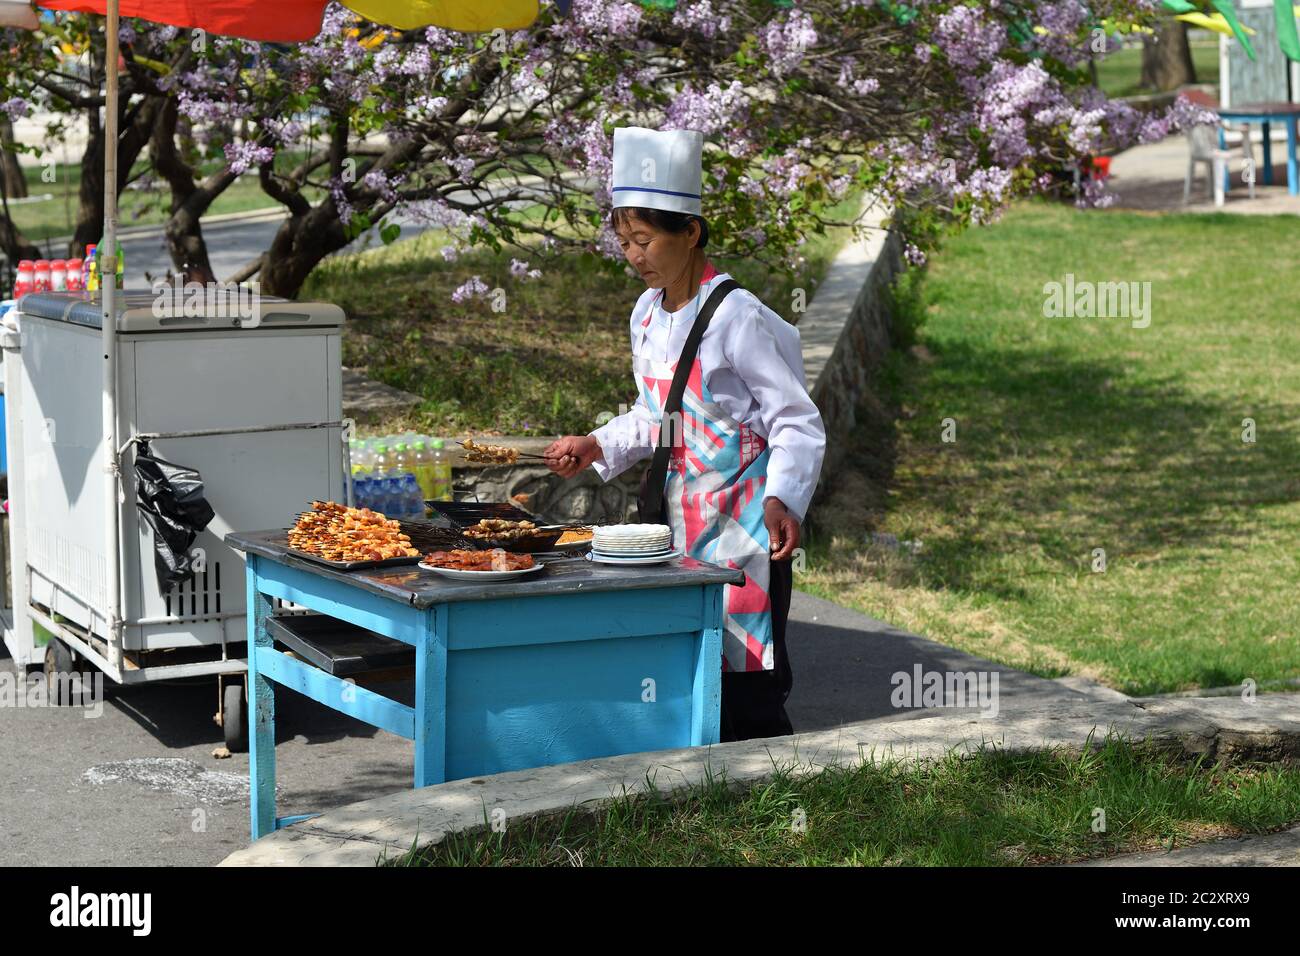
(1185, 122, 1256, 206)
(1185, 123, 1230, 206)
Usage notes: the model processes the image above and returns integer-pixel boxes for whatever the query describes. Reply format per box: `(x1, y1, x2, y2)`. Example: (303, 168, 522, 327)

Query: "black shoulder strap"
(642, 278, 741, 521)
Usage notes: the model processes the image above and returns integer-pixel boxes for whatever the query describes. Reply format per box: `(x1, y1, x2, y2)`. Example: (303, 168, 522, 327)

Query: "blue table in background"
(227, 529, 742, 841)
(1217, 102, 1300, 196)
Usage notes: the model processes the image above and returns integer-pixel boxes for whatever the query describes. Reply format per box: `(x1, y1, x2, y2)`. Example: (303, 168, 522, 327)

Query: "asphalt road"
(0, 588, 1098, 867)
(0, 649, 415, 867)
(113, 210, 439, 286)
(67, 173, 593, 285)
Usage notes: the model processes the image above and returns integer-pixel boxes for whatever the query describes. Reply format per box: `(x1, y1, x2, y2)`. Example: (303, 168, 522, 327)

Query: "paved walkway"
(786, 589, 1115, 729)
(1106, 132, 1300, 215)
(0, 585, 1120, 867)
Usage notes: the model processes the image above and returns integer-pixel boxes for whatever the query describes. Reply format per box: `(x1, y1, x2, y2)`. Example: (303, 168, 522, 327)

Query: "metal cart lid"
(16, 290, 345, 332)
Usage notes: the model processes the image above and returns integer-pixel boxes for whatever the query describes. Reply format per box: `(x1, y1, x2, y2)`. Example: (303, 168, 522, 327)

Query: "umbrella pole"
(101, 0, 123, 677)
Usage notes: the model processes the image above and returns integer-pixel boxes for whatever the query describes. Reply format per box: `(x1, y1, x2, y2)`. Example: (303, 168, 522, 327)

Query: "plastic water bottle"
(398, 475, 419, 520)
(377, 476, 401, 518)
(373, 443, 394, 477)
(412, 440, 436, 500)
(395, 442, 415, 476)
(431, 439, 453, 501)
(353, 476, 372, 510)
(402, 474, 425, 520)
(359, 440, 378, 476)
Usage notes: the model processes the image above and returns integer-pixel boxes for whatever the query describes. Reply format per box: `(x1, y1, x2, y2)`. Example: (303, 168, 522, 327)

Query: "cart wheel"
(43, 639, 90, 706)
(223, 679, 248, 753)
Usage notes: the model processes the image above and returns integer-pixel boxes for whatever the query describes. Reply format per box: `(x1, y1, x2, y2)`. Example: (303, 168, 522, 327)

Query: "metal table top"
(1217, 103, 1300, 119)
(226, 529, 746, 608)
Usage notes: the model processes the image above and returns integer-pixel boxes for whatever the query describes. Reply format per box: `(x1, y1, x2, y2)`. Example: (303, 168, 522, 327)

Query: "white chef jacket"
(589, 271, 826, 522)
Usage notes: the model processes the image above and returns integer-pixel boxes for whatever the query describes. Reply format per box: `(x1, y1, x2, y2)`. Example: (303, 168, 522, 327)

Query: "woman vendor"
(545, 126, 826, 742)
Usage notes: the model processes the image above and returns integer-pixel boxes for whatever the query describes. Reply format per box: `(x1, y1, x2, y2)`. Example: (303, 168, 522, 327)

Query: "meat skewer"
(459, 438, 552, 463)
(287, 500, 420, 562)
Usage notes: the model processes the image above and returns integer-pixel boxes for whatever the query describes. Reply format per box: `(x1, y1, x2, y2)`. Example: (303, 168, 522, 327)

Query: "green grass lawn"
(389, 735, 1300, 866)
(802, 201, 1300, 696)
(1095, 35, 1220, 99)
(303, 193, 861, 437)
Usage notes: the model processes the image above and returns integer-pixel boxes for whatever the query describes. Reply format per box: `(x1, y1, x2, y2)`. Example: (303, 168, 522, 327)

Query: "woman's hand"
(543, 434, 604, 478)
(764, 498, 801, 561)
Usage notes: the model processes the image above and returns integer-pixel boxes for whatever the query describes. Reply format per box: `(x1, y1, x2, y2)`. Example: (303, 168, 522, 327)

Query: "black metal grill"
(398, 520, 473, 553)
(426, 501, 535, 528)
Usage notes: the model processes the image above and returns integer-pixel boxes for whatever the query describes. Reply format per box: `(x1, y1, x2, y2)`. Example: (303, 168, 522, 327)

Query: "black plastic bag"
(134, 441, 215, 594)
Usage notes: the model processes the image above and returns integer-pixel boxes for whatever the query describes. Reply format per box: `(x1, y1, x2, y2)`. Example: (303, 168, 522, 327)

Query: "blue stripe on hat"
(613, 186, 702, 200)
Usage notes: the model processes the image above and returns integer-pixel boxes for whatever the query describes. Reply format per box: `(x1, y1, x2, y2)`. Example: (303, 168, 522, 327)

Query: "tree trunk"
(0, 117, 40, 261)
(162, 213, 218, 285)
(1140, 19, 1196, 92)
(0, 212, 42, 263)
(258, 202, 351, 298)
(0, 119, 29, 200)
(68, 63, 162, 258)
(150, 99, 233, 284)
(254, 124, 361, 298)
(71, 110, 106, 260)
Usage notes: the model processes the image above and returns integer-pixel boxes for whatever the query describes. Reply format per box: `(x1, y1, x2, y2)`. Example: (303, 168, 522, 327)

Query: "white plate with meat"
(419, 549, 545, 580)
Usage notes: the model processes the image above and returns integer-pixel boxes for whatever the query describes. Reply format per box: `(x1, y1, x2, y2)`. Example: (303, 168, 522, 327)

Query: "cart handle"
(117, 420, 353, 458)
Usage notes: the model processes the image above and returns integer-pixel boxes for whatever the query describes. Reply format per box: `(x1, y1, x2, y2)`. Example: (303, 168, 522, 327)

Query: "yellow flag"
(341, 0, 540, 32)
(1175, 12, 1258, 37)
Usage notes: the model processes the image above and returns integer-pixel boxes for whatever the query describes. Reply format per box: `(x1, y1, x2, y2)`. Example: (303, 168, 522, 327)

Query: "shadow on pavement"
(785, 591, 1103, 733)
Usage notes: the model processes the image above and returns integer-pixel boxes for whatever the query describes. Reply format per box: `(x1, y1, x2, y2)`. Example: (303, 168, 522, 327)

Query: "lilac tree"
(5, 1, 1208, 294)
(0, 17, 197, 262)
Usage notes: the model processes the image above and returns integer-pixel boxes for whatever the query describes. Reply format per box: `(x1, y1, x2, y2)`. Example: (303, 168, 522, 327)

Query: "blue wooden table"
(226, 529, 743, 840)
(1217, 103, 1300, 196)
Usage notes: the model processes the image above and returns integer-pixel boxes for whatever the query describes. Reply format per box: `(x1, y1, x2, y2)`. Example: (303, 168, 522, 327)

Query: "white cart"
(1, 290, 349, 748)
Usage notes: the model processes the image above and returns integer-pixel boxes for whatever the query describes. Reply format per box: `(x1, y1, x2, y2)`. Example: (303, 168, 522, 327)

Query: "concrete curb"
(219, 693, 1300, 866)
(1064, 823, 1300, 867)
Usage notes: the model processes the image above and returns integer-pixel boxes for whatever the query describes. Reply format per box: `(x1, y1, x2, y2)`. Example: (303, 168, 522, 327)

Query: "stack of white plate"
(589, 524, 679, 564)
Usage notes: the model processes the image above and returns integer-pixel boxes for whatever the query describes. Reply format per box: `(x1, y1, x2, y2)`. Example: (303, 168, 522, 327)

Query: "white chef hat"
(611, 126, 703, 217)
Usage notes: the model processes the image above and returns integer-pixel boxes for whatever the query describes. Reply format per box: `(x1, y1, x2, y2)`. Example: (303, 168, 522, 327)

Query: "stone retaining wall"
(801, 201, 901, 481)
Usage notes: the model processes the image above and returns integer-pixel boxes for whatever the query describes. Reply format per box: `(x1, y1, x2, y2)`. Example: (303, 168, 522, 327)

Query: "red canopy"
(39, 0, 543, 41)
(40, 1, 335, 41)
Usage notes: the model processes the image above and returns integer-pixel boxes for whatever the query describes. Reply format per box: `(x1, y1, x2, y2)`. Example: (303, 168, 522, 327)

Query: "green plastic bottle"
(431, 438, 453, 501)
(412, 440, 437, 500)
(393, 441, 412, 476)
(350, 439, 375, 476)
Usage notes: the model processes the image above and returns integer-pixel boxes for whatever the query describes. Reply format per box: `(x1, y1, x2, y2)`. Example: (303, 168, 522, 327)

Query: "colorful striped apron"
(633, 267, 775, 673)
